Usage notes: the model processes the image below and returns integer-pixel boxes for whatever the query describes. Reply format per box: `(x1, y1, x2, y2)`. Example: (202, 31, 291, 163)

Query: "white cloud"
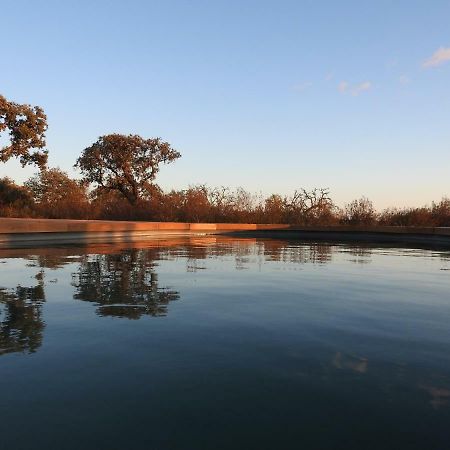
(293, 81, 312, 92)
(338, 80, 371, 96)
(423, 47, 450, 68)
(399, 75, 410, 84)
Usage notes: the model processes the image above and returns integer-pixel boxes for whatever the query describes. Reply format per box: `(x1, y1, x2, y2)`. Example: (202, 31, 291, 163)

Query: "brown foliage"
(0, 177, 35, 217)
(0, 94, 48, 169)
(282, 188, 336, 225)
(378, 207, 430, 226)
(1, 164, 449, 228)
(378, 198, 450, 227)
(340, 197, 376, 225)
(431, 198, 450, 227)
(75, 134, 181, 205)
(264, 194, 285, 224)
(25, 168, 90, 219)
(161, 186, 212, 222)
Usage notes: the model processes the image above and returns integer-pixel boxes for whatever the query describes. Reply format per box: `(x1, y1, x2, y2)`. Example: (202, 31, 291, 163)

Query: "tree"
(25, 168, 90, 219)
(184, 185, 212, 222)
(283, 188, 334, 224)
(431, 197, 450, 227)
(0, 177, 35, 217)
(0, 94, 48, 169)
(264, 194, 285, 223)
(75, 134, 181, 205)
(341, 197, 376, 225)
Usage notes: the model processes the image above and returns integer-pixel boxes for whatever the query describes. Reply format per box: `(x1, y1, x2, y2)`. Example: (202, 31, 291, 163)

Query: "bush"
(0, 177, 36, 217)
(431, 198, 450, 226)
(25, 168, 91, 219)
(341, 197, 376, 226)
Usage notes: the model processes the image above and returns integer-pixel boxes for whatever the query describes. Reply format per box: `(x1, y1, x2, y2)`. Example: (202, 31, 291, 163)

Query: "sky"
(1, 0, 449, 209)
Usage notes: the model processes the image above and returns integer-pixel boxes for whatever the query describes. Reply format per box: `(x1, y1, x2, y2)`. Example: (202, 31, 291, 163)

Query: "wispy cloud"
(399, 75, 410, 84)
(338, 81, 349, 93)
(293, 81, 312, 92)
(338, 80, 372, 96)
(352, 81, 371, 96)
(325, 71, 334, 81)
(423, 47, 450, 68)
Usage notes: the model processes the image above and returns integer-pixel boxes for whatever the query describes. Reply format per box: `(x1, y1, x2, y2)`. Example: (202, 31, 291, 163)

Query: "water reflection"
(0, 237, 449, 358)
(71, 250, 179, 319)
(262, 241, 333, 264)
(420, 385, 450, 410)
(0, 238, 340, 354)
(0, 271, 45, 355)
(332, 351, 368, 373)
(343, 245, 373, 264)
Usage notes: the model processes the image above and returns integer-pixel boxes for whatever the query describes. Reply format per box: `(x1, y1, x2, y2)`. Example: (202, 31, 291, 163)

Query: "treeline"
(1, 93, 449, 227)
(1, 171, 449, 226)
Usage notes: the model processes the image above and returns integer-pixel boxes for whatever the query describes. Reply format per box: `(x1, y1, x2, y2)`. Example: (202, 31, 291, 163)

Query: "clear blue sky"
(1, 0, 449, 209)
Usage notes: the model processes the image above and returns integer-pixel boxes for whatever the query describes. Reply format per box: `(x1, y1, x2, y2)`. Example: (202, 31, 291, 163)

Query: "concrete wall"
(0, 217, 289, 234)
(0, 218, 288, 248)
(1, 217, 449, 235)
(0, 218, 449, 249)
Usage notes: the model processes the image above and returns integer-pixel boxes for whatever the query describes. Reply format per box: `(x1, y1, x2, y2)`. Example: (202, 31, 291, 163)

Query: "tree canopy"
(0, 94, 48, 169)
(0, 177, 35, 217)
(75, 134, 181, 205)
(25, 168, 86, 203)
(24, 168, 90, 219)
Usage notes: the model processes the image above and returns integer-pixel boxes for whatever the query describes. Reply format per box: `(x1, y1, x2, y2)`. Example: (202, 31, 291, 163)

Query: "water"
(1, 237, 450, 450)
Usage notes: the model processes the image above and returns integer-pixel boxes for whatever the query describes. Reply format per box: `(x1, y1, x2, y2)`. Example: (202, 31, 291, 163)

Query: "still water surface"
(1, 237, 450, 449)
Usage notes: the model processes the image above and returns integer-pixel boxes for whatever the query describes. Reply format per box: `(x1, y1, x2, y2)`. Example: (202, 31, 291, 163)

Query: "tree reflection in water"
(71, 249, 180, 319)
(0, 238, 376, 355)
(0, 271, 46, 355)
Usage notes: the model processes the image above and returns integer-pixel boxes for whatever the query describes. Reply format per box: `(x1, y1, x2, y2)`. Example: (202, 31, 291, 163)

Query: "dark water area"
(1, 237, 450, 450)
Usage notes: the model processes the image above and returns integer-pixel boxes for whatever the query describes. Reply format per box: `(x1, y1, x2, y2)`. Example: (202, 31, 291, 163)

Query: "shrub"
(25, 168, 90, 219)
(341, 197, 376, 226)
(0, 177, 35, 217)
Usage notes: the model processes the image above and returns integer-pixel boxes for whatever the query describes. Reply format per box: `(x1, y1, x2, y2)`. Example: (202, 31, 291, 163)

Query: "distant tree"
(75, 134, 181, 205)
(0, 94, 48, 169)
(232, 187, 257, 222)
(378, 206, 430, 226)
(90, 184, 163, 221)
(0, 177, 35, 217)
(264, 194, 285, 223)
(178, 185, 211, 222)
(206, 186, 239, 222)
(25, 168, 90, 219)
(431, 197, 450, 227)
(341, 197, 376, 225)
(284, 188, 334, 224)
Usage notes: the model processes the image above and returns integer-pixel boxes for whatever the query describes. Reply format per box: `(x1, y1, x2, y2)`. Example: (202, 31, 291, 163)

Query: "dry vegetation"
(1, 93, 449, 227)
(1, 173, 449, 226)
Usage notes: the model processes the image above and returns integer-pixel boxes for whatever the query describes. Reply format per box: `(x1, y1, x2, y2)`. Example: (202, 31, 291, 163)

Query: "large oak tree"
(0, 94, 48, 169)
(75, 134, 181, 205)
